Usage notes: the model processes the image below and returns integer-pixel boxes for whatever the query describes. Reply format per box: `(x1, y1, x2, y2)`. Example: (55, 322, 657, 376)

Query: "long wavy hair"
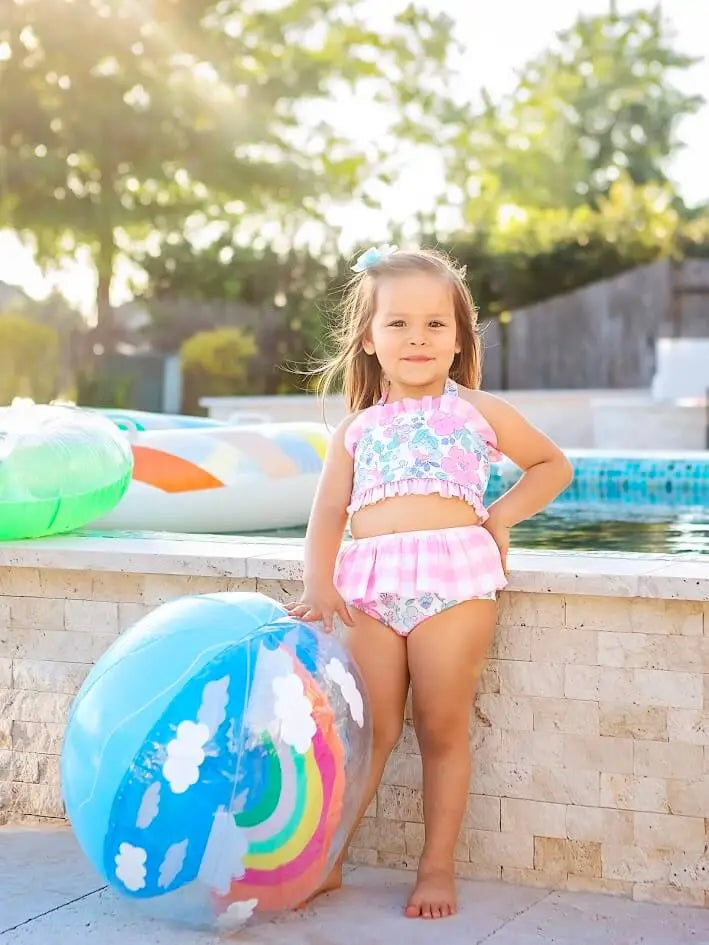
(318, 248, 483, 413)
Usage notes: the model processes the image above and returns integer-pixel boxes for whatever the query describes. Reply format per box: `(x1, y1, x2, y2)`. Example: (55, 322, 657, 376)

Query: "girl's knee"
(413, 709, 468, 755)
(373, 715, 405, 756)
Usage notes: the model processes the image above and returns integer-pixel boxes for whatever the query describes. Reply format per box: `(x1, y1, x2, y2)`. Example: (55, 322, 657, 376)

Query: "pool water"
(248, 505, 709, 557)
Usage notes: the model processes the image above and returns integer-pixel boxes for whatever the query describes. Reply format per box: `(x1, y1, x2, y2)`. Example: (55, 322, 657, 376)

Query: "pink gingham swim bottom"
(334, 525, 507, 636)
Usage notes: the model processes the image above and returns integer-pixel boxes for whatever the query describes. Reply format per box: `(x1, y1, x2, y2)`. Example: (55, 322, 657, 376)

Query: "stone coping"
(0, 532, 706, 601)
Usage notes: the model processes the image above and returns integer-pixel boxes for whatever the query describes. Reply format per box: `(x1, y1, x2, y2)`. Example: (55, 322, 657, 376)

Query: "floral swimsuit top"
(344, 378, 502, 521)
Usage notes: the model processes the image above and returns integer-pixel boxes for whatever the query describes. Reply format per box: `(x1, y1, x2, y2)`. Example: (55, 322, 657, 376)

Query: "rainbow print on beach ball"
(60, 592, 371, 932)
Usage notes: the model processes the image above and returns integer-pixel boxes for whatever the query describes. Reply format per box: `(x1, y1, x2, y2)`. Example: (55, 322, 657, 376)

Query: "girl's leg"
(317, 606, 410, 894)
(405, 598, 497, 919)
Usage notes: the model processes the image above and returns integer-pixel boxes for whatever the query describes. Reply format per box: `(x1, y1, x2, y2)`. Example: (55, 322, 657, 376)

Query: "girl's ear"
(362, 336, 376, 356)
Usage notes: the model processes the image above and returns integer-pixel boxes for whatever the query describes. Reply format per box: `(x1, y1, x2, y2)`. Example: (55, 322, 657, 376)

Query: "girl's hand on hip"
(285, 583, 354, 633)
(483, 512, 511, 574)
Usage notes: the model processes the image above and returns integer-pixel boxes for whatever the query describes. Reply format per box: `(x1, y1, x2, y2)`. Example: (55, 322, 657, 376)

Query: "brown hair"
(318, 248, 483, 413)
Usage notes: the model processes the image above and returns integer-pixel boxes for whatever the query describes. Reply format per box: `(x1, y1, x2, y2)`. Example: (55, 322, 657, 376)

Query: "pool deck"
(2, 827, 709, 945)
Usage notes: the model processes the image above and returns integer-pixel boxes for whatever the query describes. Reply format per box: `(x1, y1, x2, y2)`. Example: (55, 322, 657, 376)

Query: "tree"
(180, 326, 257, 412)
(0, 0, 460, 345)
(448, 6, 703, 215)
(0, 313, 60, 403)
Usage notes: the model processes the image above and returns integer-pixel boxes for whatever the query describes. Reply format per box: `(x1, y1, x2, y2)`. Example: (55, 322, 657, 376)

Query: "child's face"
(364, 272, 460, 390)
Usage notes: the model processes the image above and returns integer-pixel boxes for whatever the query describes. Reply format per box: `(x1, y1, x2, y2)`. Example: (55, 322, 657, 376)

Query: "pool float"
(96, 408, 226, 433)
(94, 420, 330, 532)
(0, 403, 134, 540)
(61, 592, 372, 931)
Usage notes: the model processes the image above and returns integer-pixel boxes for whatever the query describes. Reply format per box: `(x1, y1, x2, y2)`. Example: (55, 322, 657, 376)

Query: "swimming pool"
(244, 452, 709, 557)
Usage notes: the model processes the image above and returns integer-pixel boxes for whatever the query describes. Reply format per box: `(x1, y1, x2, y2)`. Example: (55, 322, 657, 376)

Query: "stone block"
(351, 818, 405, 854)
(634, 740, 704, 779)
(39, 570, 94, 599)
(0, 719, 11, 749)
(565, 597, 702, 636)
(501, 798, 566, 839)
(599, 704, 668, 741)
(600, 774, 669, 813)
(565, 806, 633, 845)
(475, 763, 599, 806)
(64, 600, 118, 634)
(378, 852, 418, 871)
(489, 626, 531, 661)
(478, 659, 500, 694)
(501, 867, 561, 889)
(563, 734, 634, 774)
(12, 659, 91, 695)
(381, 753, 421, 790)
(11, 781, 65, 818)
(117, 602, 155, 632)
(11, 752, 40, 783)
(667, 777, 708, 817)
(633, 884, 706, 907)
(634, 812, 705, 852)
(602, 845, 670, 883)
(534, 837, 602, 878)
(532, 698, 599, 735)
(456, 862, 502, 882)
(530, 627, 598, 665)
(91, 572, 148, 603)
(254, 580, 300, 606)
(597, 632, 667, 670)
(9, 597, 64, 631)
(468, 829, 534, 869)
(566, 875, 633, 897)
(5, 690, 74, 725)
(498, 593, 565, 628)
(9, 628, 117, 664)
(499, 660, 564, 698)
(347, 847, 378, 867)
(377, 784, 423, 823)
(500, 730, 564, 767)
(0, 659, 11, 688)
(663, 636, 709, 673)
(631, 669, 703, 709)
(463, 794, 500, 832)
(0, 568, 42, 596)
(10, 720, 64, 755)
(667, 852, 709, 890)
(474, 693, 533, 731)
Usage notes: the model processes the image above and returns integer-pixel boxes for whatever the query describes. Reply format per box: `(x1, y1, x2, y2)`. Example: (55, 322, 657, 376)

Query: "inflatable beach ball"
(60, 592, 371, 932)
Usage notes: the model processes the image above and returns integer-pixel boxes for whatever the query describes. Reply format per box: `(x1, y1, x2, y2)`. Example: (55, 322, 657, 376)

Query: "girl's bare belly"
(349, 493, 481, 539)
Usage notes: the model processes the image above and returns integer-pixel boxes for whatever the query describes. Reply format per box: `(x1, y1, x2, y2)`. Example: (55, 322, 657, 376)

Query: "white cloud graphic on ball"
(162, 720, 210, 794)
(114, 842, 147, 891)
(326, 658, 364, 727)
(271, 674, 316, 754)
(216, 898, 259, 930)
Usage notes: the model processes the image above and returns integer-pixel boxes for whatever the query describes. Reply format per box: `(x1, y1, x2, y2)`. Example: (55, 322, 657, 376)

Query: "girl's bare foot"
(405, 866, 457, 919)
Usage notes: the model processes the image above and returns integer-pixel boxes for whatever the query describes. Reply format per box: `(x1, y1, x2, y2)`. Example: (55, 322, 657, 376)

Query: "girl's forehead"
(374, 272, 454, 314)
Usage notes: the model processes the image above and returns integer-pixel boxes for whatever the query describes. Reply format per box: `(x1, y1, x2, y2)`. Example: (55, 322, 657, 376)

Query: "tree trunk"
(95, 229, 115, 351)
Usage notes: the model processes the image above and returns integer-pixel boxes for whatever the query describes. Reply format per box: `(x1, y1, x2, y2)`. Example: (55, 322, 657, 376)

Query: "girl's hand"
(285, 583, 354, 634)
(483, 512, 511, 574)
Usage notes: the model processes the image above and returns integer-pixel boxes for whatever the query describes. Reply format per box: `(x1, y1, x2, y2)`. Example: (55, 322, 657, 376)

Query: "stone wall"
(1, 566, 707, 908)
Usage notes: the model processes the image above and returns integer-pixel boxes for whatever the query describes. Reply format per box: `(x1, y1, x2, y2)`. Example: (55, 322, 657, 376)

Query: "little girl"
(287, 247, 572, 920)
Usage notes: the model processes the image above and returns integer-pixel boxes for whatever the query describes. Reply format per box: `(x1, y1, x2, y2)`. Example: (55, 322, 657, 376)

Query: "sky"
(0, 0, 706, 318)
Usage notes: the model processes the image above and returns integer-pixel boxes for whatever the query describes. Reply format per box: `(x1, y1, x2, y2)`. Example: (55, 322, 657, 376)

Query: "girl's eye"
(430, 321, 445, 328)
(389, 320, 405, 327)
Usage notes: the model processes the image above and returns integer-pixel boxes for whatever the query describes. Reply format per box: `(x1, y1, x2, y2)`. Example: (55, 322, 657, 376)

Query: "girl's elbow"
(558, 453, 574, 487)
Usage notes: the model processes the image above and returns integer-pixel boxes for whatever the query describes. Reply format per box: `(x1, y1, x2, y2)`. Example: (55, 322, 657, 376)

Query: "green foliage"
(180, 326, 257, 412)
(448, 7, 703, 215)
(0, 0, 459, 339)
(0, 313, 60, 403)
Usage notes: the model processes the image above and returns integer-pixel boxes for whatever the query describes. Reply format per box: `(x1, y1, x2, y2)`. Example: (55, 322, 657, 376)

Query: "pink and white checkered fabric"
(334, 525, 507, 603)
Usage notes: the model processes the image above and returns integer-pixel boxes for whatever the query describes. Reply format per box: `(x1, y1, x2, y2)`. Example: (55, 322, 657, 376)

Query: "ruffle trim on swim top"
(346, 477, 489, 520)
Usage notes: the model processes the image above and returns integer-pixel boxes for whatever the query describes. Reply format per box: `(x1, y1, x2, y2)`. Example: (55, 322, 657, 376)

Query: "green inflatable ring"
(0, 404, 134, 540)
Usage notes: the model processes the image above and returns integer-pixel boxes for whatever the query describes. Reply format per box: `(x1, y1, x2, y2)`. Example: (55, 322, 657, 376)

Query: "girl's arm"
(474, 390, 574, 526)
(287, 417, 356, 631)
(464, 390, 574, 570)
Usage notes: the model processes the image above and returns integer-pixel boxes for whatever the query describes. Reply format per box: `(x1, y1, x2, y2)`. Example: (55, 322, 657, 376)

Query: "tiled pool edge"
(1, 535, 707, 909)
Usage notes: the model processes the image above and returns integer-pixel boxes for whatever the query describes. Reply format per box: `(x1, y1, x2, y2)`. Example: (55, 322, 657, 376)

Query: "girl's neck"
(382, 376, 449, 404)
